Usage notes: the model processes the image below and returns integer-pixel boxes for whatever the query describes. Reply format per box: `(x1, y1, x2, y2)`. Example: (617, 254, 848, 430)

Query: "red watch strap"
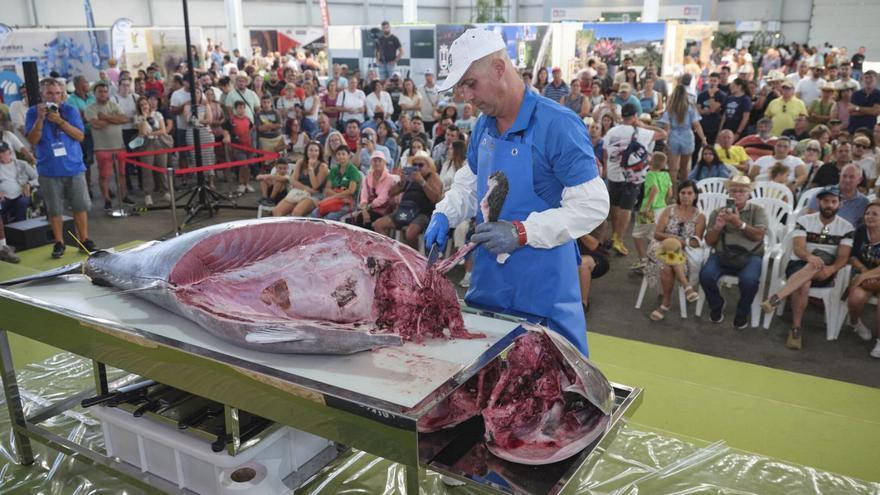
(512, 221, 527, 246)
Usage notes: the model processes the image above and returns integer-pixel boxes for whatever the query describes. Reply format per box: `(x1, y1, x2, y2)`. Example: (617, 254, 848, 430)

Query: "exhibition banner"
(434, 24, 549, 78)
(0, 29, 111, 82)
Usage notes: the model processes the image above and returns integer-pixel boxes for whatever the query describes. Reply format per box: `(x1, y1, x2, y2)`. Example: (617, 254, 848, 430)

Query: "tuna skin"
(84, 218, 482, 355)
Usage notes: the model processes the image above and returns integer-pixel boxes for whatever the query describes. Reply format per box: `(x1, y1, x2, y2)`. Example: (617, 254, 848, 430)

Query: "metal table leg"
(405, 462, 419, 494)
(93, 361, 109, 396)
(224, 405, 241, 456)
(0, 330, 34, 465)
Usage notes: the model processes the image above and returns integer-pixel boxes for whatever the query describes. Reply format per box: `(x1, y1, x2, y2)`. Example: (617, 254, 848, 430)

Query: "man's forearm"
(434, 165, 477, 225)
(521, 177, 609, 249)
(27, 121, 43, 146)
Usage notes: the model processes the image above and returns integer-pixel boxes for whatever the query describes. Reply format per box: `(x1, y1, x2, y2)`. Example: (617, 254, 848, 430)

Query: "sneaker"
(51, 241, 65, 259)
(761, 294, 781, 314)
(80, 239, 97, 254)
(611, 239, 630, 256)
(258, 198, 276, 207)
(870, 339, 880, 359)
(144, 194, 154, 207)
(733, 313, 749, 329)
(121, 196, 135, 205)
(162, 192, 172, 202)
(104, 200, 113, 210)
(851, 319, 873, 341)
(236, 184, 247, 194)
(709, 298, 726, 324)
(245, 184, 256, 193)
(459, 271, 472, 288)
(786, 327, 803, 350)
(0, 245, 20, 264)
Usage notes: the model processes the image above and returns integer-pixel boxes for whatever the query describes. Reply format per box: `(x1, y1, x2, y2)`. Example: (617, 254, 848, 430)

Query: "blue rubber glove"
(425, 213, 450, 250)
(471, 221, 520, 255)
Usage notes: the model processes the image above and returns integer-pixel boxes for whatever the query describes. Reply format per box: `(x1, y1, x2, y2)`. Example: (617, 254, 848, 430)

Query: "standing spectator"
(144, 67, 165, 97)
(365, 80, 394, 120)
(719, 78, 752, 141)
(182, 87, 218, 188)
(659, 84, 707, 182)
(337, 77, 366, 124)
(631, 152, 673, 272)
(256, 94, 284, 160)
(321, 79, 341, 128)
(765, 80, 807, 137)
(533, 67, 550, 94)
(851, 46, 867, 81)
(397, 78, 422, 121)
(750, 136, 806, 184)
(454, 104, 477, 135)
(112, 78, 139, 149)
(805, 164, 869, 227)
(594, 63, 613, 93)
(25, 78, 94, 258)
(836, 61, 860, 91)
(133, 96, 170, 205)
(645, 180, 706, 320)
(642, 64, 668, 99)
(807, 84, 837, 131)
(714, 129, 751, 174)
(689, 146, 733, 181)
(225, 74, 260, 124)
(700, 176, 768, 328)
(543, 68, 569, 103)
(68, 76, 96, 194)
(604, 102, 667, 256)
(301, 81, 321, 125)
(561, 79, 590, 119)
(227, 101, 255, 193)
(697, 72, 727, 145)
(758, 48, 782, 80)
(374, 21, 403, 81)
(762, 186, 854, 350)
(419, 68, 440, 133)
(85, 81, 131, 209)
(615, 83, 642, 115)
(845, 201, 880, 358)
(787, 60, 810, 86)
(795, 64, 826, 106)
(848, 70, 880, 133)
(639, 77, 662, 117)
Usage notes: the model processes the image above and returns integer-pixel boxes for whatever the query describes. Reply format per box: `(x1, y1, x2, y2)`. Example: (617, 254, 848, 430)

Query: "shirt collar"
(486, 84, 537, 138)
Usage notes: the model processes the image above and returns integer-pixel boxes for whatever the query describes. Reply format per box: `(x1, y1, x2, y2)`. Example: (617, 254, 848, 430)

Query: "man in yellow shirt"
(714, 129, 750, 174)
(765, 80, 808, 136)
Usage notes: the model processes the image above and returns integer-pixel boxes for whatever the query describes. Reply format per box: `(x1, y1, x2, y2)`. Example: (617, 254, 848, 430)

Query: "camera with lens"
(46, 102, 59, 113)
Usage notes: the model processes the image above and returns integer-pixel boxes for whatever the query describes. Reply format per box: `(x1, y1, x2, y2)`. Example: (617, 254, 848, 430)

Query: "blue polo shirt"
(25, 103, 86, 177)
(467, 86, 597, 207)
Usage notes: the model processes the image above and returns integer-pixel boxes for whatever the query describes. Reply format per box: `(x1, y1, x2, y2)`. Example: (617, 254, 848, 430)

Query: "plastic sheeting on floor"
(1, 353, 877, 495)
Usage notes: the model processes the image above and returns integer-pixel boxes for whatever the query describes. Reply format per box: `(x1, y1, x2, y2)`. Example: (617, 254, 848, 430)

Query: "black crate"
(4, 216, 75, 250)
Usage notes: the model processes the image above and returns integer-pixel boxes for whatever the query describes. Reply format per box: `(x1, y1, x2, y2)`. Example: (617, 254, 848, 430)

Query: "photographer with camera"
(354, 127, 392, 173)
(25, 78, 95, 259)
(372, 150, 442, 249)
(374, 21, 403, 81)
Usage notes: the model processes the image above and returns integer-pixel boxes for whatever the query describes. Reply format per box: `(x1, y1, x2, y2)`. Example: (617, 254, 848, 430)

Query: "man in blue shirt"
(615, 82, 642, 115)
(423, 29, 609, 357)
(542, 67, 569, 103)
(25, 78, 95, 258)
(848, 70, 880, 133)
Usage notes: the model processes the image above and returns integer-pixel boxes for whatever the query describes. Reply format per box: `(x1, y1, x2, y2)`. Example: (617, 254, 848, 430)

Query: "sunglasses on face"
(855, 144, 870, 149)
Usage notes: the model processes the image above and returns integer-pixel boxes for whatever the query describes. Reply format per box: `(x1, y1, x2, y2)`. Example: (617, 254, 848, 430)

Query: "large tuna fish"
(5, 218, 482, 354)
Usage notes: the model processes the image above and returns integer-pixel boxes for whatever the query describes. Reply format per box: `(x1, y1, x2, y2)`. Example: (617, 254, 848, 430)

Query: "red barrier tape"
(118, 142, 279, 176)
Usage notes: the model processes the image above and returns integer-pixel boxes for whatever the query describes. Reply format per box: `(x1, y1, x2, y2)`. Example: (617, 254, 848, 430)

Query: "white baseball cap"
(438, 28, 506, 92)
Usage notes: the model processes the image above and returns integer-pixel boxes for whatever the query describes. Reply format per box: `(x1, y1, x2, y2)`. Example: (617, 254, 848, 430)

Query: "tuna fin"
(0, 262, 84, 287)
(85, 281, 169, 299)
(245, 327, 310, 344)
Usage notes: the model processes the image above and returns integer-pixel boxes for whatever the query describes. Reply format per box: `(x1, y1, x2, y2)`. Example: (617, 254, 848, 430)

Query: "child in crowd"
(769, 162, 793, 202)
(228, 101, 254, 194)
(631, 152, 673, 272)
(256, 158, 291, 206)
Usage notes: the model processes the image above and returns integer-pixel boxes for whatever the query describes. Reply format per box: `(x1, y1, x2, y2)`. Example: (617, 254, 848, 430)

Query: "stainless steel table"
(0, 275, 641, 494)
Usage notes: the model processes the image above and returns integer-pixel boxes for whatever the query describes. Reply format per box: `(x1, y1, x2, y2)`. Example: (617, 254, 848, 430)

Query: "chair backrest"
(751, 181, 794, 205)
(779, 229, 796, 268)
(697, 178, 727, 195)
(789, 186, 822, 230)
(698, 192, 728, 217)
(753, 173, 770, 183)
(748, 197, 793, 246)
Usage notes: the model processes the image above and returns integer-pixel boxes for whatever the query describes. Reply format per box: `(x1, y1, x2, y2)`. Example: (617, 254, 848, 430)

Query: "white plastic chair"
(257, 204, 273, 218)
(697, 178, 727, 195)
(753, 173, 770, 183)
(788, 187, 822, 230)
(697, 193, 728, 217)
(748, 197, 792, 248)
(751, 181, 794, 205)
(695, 240, 772, 328)
(762, 230, 850, 339)
(635, 274, 690, 319)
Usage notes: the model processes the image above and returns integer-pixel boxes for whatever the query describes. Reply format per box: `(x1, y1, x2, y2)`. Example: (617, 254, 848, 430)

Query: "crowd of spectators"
(0, 31, 878, 358)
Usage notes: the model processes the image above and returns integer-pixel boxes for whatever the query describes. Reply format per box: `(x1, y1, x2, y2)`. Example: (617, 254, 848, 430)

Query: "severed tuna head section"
(482, 330, 610, 465)
(417, 359, 501, 433)
(480, 171, 509, 223)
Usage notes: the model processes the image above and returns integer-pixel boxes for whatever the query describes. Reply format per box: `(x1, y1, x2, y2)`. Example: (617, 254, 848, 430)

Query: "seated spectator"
(365, 80, 393, 120)
(284, 118, 308, 161)
(762, 186, 854, 350)
(0, 141, 38, 223)
(359, 105, 398, 134)
(632, 152, 673, 273)
(578, 221, 611, 312)
(310, 145, 361, 221)
(700, 176, 769, 328)
(810, 142, 854, 188)
(341, 118, 361, 151)
(371, 150, 442, 248)
(689, 146, 734, 181)
(766, 80, 807, 137)
(354, 128, 392, 172)
(781, 114, 811, 142)
(805, 164, 868, 226)
(806, 84, 837, 130)
(645, 181, 706, 320)
(400, 116, 431, 153)
(273, 141, 328, 216)
(0, 216, 19, 263)
(397, 78, 422, 120)
(714, 129, 751, 174)
(794, 124, 833, 162)
(348, 151, 400, 230)
(639, 76, 663, 117)
(398, 136, 427, 171)
(750, 137, 806, 187)
(431, 124, 460, 167)
(799, 139, 825, 190)
(256, 157, 292, 206)
(736, 117, 777, 162)
(851, 135, 877, 188)
(312, 114, 333, 146)
(845, 201, 880, 358)
(323, 131, 345, 166)
(768, 163, 793, 201)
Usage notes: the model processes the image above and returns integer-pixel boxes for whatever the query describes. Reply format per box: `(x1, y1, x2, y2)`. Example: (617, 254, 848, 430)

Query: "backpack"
(621, 126, 650, 183)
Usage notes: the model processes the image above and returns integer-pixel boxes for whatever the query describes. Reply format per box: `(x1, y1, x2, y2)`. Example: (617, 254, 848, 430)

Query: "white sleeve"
(434, 165, 478, 226)
(4, 132, 24, 152)
(521, 177, 610, 249)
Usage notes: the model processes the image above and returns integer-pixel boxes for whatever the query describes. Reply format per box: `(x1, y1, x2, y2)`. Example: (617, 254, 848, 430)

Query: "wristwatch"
(740, 222, 748, 231)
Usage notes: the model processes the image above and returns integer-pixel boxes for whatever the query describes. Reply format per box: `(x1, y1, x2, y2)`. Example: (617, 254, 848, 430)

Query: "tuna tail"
(0, 261, 85, 287)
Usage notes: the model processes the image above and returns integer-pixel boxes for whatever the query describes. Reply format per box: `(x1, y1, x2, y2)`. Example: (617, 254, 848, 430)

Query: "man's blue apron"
(464, 123, 589, 357)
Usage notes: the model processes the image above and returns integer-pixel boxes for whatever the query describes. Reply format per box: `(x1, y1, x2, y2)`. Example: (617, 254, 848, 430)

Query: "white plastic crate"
(91, 405, 331, 494)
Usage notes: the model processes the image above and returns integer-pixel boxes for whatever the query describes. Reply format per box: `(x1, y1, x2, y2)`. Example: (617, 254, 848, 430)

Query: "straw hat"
(725, 174, 754, 191)
(655, 238, 686, 266)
